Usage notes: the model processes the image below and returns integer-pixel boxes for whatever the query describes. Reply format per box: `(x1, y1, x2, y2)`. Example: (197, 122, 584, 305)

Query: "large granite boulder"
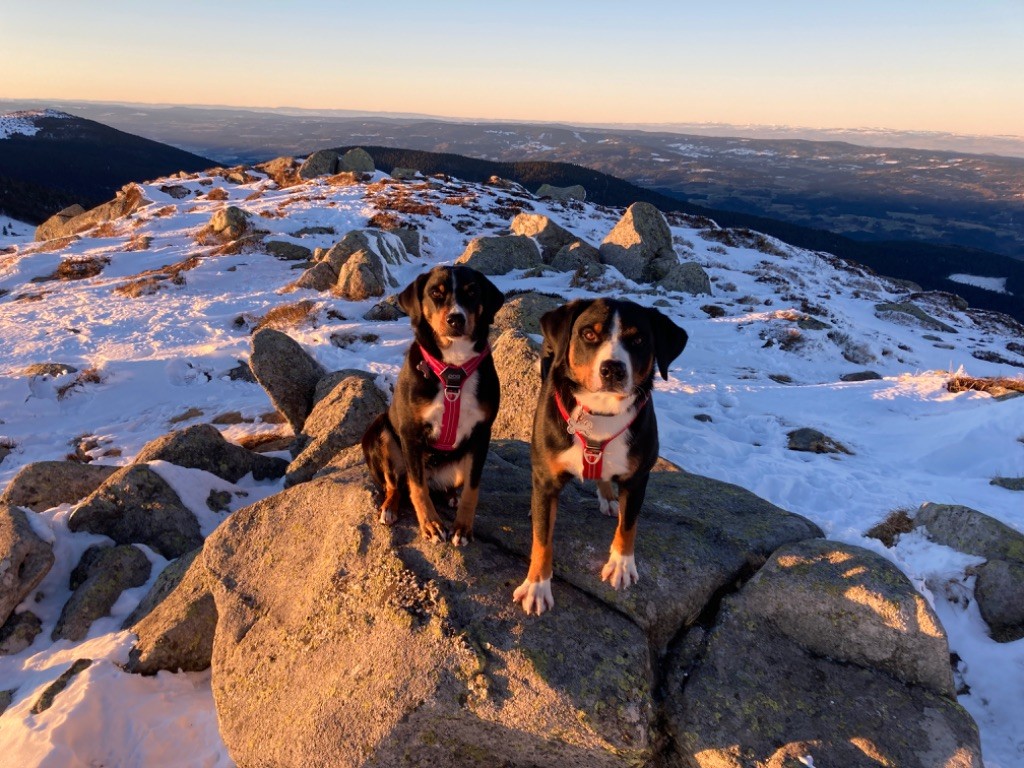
(1, 461, 119, 512)
(455, 235, 542, 275)
(551, 240, 603, 275)
(664, 539, 981, 767)
(249, 328, 327, 433)
(509, 213, 579, 263)
(68, 465, 202, 559)
(125, 548, 217, 674)
(490, 330, 542, 442)
(52, 544, 151, 641)
(1, 504, 55, 627)
(285, 371, 388, 486)
(599, 202, 677, 283)
(34, 204, 86, 241)
(334, 248, 388, 301)
(134, 423, 287, 483)
(34, 184, 149, 241)
(491, 291, 562, 337)
(210, 206, 249, 240)
(338, 147, 375, 174)
(319, 229, 408, 275)
(536, 184, 586, 202)
(658, 261, 712, 295)
(298, 149, 339, 179)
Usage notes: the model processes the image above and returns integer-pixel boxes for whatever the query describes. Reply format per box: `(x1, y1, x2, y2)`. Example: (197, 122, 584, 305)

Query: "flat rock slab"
(204, 465, 655, 768)
(1, 461, 119, 512)
(475, 441, 822, 650)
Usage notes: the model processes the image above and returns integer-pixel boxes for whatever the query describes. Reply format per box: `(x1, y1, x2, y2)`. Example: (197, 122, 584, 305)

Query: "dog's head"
(398, 265, 505, 350)
(540, 298, 688, 409)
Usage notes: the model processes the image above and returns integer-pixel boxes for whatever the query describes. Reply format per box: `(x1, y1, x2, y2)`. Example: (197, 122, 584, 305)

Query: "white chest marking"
(557, 406, 635, 481)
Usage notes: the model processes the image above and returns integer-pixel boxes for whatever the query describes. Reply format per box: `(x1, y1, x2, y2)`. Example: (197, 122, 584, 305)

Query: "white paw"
(379, 506, 396, 525)
(451, 531, 470, 547)
(598, 494, 619, 517)
(601, 553, 638, 590)
(513, 578, 554, 615)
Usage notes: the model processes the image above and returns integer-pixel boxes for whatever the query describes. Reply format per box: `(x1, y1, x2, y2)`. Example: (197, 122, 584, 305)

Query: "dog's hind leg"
(596, 480, 619, 516)
(362, 414, 405, 525)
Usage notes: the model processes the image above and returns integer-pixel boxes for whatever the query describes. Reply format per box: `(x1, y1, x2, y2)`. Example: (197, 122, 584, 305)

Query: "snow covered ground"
(0, 215, 34, 248)
(1, 166, 1022, 766)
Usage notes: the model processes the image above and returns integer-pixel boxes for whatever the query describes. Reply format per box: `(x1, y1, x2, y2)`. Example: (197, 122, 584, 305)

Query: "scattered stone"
(249, 328, 327, 433)
(658, 261, 712, 294)
(700, 304, 726, 318)
(337, 147, 375, 174)
(0, 689, 12, 715)
(664, 540, 981, 767)
(0, 504, 55, 627)
(974, 559, 1024, 642)
(0, 610, 42, 655)
(319, 229, 408, 275)
(125, 548, 217, 674)
(68, 465, 202, 559)
(207, 490, 233, 512)
(991, 476, 1024, 491)
(390, 167, 421, 180)
(134, 423, 287, 483)
(285, 372, 387, 486)
(334, 249, 388, 301)
(265, 240, 312, 261)
(536, 183, 586, 202)
(22, 362, 78, 378)
(490, 330, 542, 442)
(693, 413, 713, 423)
(209, 206, 249, 240)
(875, 302, 958, 334)
(492, 291, 562, 337)
(226, 361, 257, 383)
(159, 184, 191, 199)
(550, 239, 603, 275)
(797, 314, 831, 330)
(256, 156, 301, 187)
(841, 370, 883, 382)
(599, 202, 677, 283)
(287, 261, 338, 293)
(787, 427, 852, 455)
(0, 461, 119, 512)
(455, 235, 542, 275)
(362, 295, 406, 321)
(31, 659, 92, 714)
(509, 213, 579, 262)
(52, 544, 151, 641)
(298, 149, 339, 179)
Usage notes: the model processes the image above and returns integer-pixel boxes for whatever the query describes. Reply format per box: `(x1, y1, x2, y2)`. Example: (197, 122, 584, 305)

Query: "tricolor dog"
(513, 298, 688, 614)
(361, 265, 504, 545)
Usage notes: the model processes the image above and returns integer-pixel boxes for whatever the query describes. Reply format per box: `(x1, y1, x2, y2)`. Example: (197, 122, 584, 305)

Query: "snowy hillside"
(1, 164, 1022, 766)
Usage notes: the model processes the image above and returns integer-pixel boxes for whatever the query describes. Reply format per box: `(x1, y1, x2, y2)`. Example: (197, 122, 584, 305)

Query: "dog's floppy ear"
(397, 273, 429, 326)
(478, 273, 505, 327)
(648, 307, 689, 380)
(540, 300, 590, 376)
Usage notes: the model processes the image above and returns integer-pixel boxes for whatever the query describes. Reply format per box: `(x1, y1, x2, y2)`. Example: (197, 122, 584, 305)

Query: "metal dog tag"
(566, 409, 593, 436)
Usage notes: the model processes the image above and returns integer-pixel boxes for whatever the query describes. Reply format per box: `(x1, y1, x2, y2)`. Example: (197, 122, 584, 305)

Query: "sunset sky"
(3, 0, 1022, 136)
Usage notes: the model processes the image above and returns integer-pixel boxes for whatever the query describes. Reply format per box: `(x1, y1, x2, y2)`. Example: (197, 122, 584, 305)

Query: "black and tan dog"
(362, 265, 504, 545)
(513, 298, 688, 614)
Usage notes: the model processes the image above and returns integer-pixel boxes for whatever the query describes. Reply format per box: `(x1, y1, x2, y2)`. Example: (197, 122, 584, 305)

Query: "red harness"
(416, 343, 491, 451)
(554, 389, 648, 480)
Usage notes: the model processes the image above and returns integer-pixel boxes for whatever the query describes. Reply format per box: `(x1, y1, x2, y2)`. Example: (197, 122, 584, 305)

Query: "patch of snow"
(948, 273, 1011, 294)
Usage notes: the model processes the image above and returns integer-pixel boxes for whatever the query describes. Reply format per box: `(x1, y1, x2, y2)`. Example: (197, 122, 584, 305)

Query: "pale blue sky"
(3, 0, 1022, 135)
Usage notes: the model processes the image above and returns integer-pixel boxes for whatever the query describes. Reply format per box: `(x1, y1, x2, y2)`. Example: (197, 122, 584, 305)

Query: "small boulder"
(390, 167, 420, 180)
(455, 235, 542, 275)
(490, 330, 542, 442)
(52, 544, 151, 642)
(134, 423, 288, 483)
(875, 302, 958, 334)
(249, 328, 327, 434)
(841, 370, 883, 382)
(509, 213, 579, 262)
(298, 149, 339, 179)
(255, 156, 301, 187)
(159, 184, 191, 200)
(264, 240, 312, 261)
(337, 147, 375, 174)
(319, 229, 408, 274)
(362, 295, 406, 321)
(287, 261, 337, 293)
(1, 504, 55, 627)
(209, 206, 249, 240)
(787, 427, 852, 455)
(0, 609, 42, 655)
(125, 548, 217, 674)
(536, 183, 586, 202)
(551, 239, 603, 275)
(599, 202, 676, 283)
(1, 461, 119, 512)
(492, 291, 562, 337)
(974, 559, 1024, 642)
(334, 249, 388, 301)
(285, 372, 388, 486)
(68, 465, 202, 559)
(657, 261, 711, 295)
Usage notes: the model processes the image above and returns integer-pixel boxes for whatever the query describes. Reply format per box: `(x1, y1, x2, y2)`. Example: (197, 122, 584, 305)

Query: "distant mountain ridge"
(340, 145, 1024, 323)
(0, 110, 215, 225)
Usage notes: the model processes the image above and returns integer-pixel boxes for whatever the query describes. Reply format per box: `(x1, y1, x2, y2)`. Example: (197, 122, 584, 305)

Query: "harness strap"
(553, 390, 648, 480)
(417, 343, 490, 450)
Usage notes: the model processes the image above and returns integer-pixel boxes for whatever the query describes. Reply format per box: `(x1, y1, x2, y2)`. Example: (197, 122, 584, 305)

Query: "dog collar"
(553, 389, 648, 481)
(416, 342, 491, 450)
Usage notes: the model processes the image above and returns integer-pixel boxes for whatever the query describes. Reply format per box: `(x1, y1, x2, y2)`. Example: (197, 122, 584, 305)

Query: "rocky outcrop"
(298, 150, 339, 179)
(335, 249, 388, 300)
(52, 544, 151, 641)
(125, 548, 217, 674)
(911, 502, 1024, 642)
(34, 185, 149, 241)
(68, 465, 202, 559)
(1, 461, 119, 512)
(658, 261, 712, 294)
(210, 206, 249, 240)
(509, 213, 579, 262)
(338, 147, 375, 174)
(34, 204, 86, 241)
(249, 328, 327, 433)
(490, 330, 542, 442)
(599, 202, 678, 283)
(455, 235, 542, 275)
(536, 183, 586, 202)
(256, 156, 301, 187)
(285, 370, 388, 486)
(134, 423, 288, 483)
(491, 291, 562, 337)
(319, 229, 408, 275)
(875, 302, 958, 334)
(664, 540, 980, 767)
(1, 504, 55, 627)
(551, 240, 603, 275)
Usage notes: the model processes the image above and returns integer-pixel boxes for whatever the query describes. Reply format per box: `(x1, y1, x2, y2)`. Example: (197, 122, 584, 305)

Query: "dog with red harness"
(513, 298, 688, 614)
(361, 265, 504, 545)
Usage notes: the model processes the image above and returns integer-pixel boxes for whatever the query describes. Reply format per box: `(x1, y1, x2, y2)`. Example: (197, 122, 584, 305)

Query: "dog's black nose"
(599, 359, 627, 383)
(446, 312, 466, 331)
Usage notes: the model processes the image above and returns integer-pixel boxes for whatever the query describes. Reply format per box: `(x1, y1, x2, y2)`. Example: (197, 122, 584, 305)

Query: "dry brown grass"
(125, 234, 152, 252)
(152, 205, 177, 218)
(237, 430, 295, 452)
(24, 236, 80, 255)
(113, 254, 203, 297)
(91, 221, 120, 238)
(252, 299, 319, 332)
(205, 187, 229, 201)
(56, 367, 104, 400)
(865, 508, 916, 547)
(947, 374, 1024, 397)
(54, 256, 110, 281)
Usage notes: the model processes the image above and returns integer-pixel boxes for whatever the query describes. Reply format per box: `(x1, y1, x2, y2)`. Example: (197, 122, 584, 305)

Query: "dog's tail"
(361, 412, 393, 489)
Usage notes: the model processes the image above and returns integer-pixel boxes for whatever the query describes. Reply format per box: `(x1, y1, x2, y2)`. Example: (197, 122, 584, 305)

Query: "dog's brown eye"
(429, 288, 444, 300)
(582, 328, 599, 343)
(630, 335, 645, 346)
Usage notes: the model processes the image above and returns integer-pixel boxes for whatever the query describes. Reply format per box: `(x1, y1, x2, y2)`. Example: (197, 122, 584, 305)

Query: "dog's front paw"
(419, 517, 449, 542)
(513, 578, 554, 615)
(601, 552, 638, 590)
(379, 505, 397, 525)
(598, 494, 619, 517)
(451, 525, 473, 547)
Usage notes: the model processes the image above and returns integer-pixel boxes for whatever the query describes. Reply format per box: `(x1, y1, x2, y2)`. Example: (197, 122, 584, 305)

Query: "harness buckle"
(582, 446, 603, 465)
(444, 386, 462, 403)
